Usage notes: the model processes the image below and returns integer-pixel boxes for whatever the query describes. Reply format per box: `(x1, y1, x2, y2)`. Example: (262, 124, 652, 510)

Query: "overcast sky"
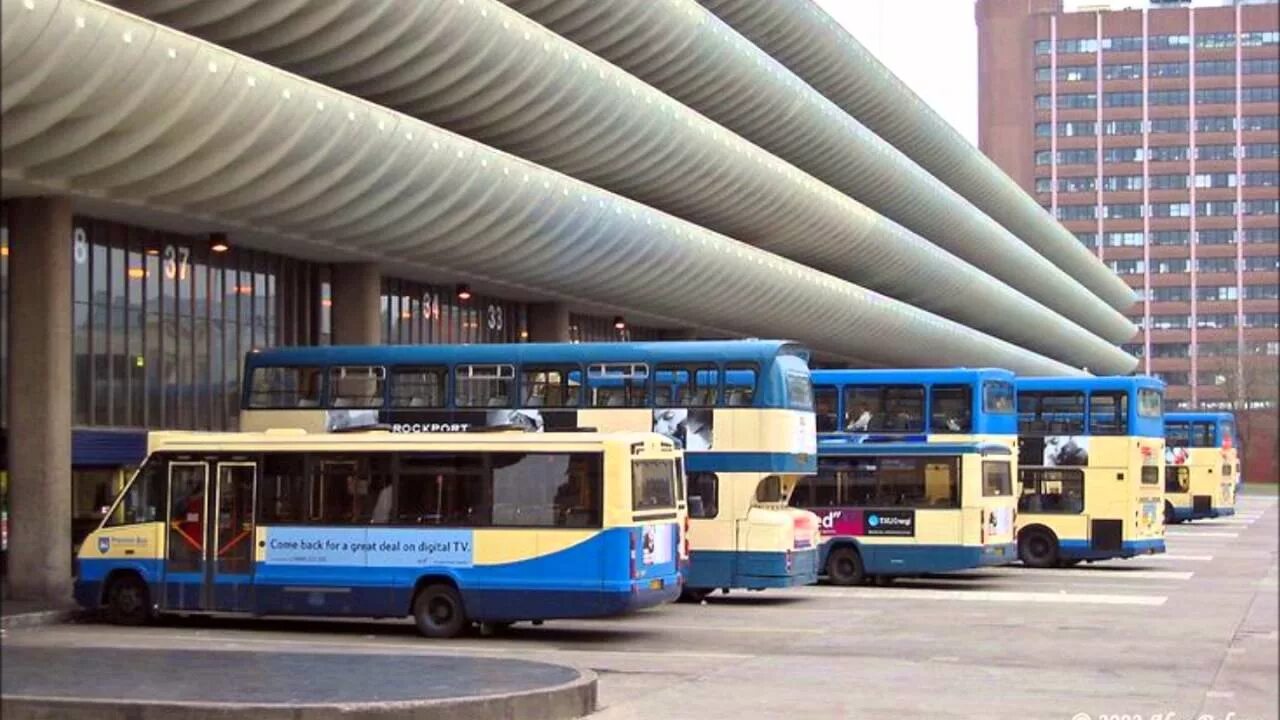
(812, 0, 980, 146)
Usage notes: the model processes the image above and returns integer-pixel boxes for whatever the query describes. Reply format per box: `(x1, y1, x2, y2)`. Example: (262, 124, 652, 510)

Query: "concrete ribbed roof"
(0, 0, 1088, 375)
(104, 0, 1134, 372)
(499, 0, 1135, 344)
(700, 0, 1139, 313)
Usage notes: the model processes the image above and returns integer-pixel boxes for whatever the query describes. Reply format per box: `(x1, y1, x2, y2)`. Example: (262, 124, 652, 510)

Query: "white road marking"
(982, 568, 1193, 581)
(1136, 553, 1214, 562)
(1205, 691, 1235, 699)
(1164, 530, 1239, 538)
(791, 587, 1166, 606)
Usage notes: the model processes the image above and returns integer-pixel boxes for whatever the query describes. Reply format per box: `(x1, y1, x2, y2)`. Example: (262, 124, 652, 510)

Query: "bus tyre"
(826, 547, 864, 586)
(105, 574, 150, 626)
(1018, 529, 1059, 569)
(1164, 502, 1176, 525)
(679, 588, 711, 603)
(413, 584, 467, 639)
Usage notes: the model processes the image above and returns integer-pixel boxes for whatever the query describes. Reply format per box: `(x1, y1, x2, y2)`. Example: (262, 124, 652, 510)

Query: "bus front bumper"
(978, 542, 1018, 567)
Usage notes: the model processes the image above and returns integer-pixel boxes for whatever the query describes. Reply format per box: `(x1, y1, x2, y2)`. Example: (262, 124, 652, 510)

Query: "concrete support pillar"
(527, 303, 571, 343)
(6, 197, 73, 602)
(330, 263, 381, 345)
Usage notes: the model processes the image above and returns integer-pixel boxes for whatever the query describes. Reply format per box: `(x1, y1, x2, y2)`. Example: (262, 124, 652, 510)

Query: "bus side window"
(930, 385, 972, 433)
(813, 385, 839, 433)
(1088, 391, 1128, 435)
(587, 363, 648, 407)
(259, 454, 308, 524)
(249, 366, 323, 408)
(724, 364, 757, 407)
(105, 457, 167, 527)
(687, 472, 718, 518)
(329, 366, 386, 408)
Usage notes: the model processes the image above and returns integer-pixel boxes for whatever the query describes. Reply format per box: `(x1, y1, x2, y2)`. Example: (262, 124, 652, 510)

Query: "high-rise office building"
(977, 0, 1279, 482)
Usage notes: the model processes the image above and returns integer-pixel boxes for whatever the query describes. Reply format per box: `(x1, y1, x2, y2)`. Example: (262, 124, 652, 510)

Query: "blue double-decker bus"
(1164, 411, 1239, 522)
(795, 369, 1019, 583)
(1015, 376, 1167, 566)
(241, 341, 821, 600)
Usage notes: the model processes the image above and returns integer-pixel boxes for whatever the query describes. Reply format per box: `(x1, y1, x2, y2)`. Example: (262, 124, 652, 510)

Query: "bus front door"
(163, 461, 257, 613)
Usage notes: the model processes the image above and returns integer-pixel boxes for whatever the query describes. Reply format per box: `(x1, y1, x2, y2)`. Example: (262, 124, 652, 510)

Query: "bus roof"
(811, 367, 1015, 385)
(1014, 375, 1166, 393)
(147, 429, 679, 453)
(246, 340, 810, 368)
(1165, 411, 1235, 424)
(817, 437, 1012, 457)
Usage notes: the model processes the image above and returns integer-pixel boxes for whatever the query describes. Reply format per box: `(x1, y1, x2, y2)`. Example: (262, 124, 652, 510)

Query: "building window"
(1243, 256, 1280, 272)
(1196, 230, 1236, 246)
(1195, 88, 1236, 106)
(1151, 117, 1191, 134)
(1155, 372, 1189, 386)
(1245, 172, 1280, 188)
(1102, 63, 1141, 80)
(1195, 32, 1235, 49)
(1198, 286, 1238, 302)
(1243, 200, 1280, 217)
(1243, 58, 1279, 75)
(1107, 231, 1147, 247)
(1104, 91, 1143, 108)
(1196, 116, 1234, 133)
(1245, 144, 1280, 159)
(1061, 176, 1097, 192)
(1196, 145, 1236, 161)
(1147, 146, 1190, 162)
(1102, 175, 1144, 192)
(1150, 174, 1189, 190)
(1244, 285, 1279, 301)
(1103, 36, 1143, 52)
(1075, 232, 1098, 248)
(1057, 205, 1097, 221)
(1242, 115, 1280, 132)
(1146, 61, 1187, 78)
(1241, 87, 1280, 104)
(1152, 258, 1190, 274)
(1196, 257, 1236, 274)
(1149, 315, 1190, 330)
(1058, 37, 1099, 53)
(1107, 259, 1145, 275)
(1150, 343, 1190, 359)
(1196, 201, 1237, 218)
(1149, 89, 1190, 106)
(1151, 286, 1191, 303)
(1196, 314, 1237, 329)
(1244, 228, 1279, 244)
(1149, 203, 1191, 219)
(1240, 31, 1280, 47)
(1194, 59, 1235, 76)
(1194, 173, 1236, 189)
(1148, 35, 1190, 50)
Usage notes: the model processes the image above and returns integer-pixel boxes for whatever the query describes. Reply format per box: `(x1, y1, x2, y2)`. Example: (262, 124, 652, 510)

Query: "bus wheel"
(105, 574, 150, 626)
(826, 547, 864, 586)
(1018, 529, 1059, 569)
(413, 584, 467, 639)
(679, 588, 711, 603)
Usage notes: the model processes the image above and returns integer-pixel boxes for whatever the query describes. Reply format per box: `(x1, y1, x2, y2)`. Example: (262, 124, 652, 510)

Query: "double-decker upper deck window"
(754, 475, 784, 503)
(1137, 388, 1163, 418)
(983, 381, 1015, 413)
(249, 366, 323, 408)
(632, 460, 677, 511)
(843, 386, 924, 432)
(587, 363, 648, 407)
(1018, 391, 1086, 434)
(389, 367, 445, 408)
(454, 364, 515, 407)
(1165, 421, 1190, 447)
(521, 366, 581, 408)
(814, 385, 839, 433)
(785, 371, 813, 411)
(654, 365, 719, 407)
(724, 364, 758, 407)
(1088, 391, 1129, 435)
(329, 366, 386, 408)
(930, 385, 973, 433)
(1191, 422, 1216, 447)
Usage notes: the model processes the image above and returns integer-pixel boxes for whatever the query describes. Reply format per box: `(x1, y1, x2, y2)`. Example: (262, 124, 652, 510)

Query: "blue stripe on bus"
(75, 527, 682, 621)
(685, 548, 819, 590)
(684, 452, 816, 474)
(818, 540, 1016, 575)
(1058, 538, 1165, 560)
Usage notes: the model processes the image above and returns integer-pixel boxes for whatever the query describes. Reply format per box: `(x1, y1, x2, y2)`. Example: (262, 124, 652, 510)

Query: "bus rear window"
(1088, 392, 1128, 435)
(249, 366, 323, 408)
(983, 381, 1014, 414)
(632, 460, 676, 511)
(982, 461, 1012, 497)
(1141, 466, 1160, 485)
(1137, 388, 1163, 418)
(1191, 422, 1216, 447)
(1165, 422, 1190, 446)
(755, 475, 784, 503)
